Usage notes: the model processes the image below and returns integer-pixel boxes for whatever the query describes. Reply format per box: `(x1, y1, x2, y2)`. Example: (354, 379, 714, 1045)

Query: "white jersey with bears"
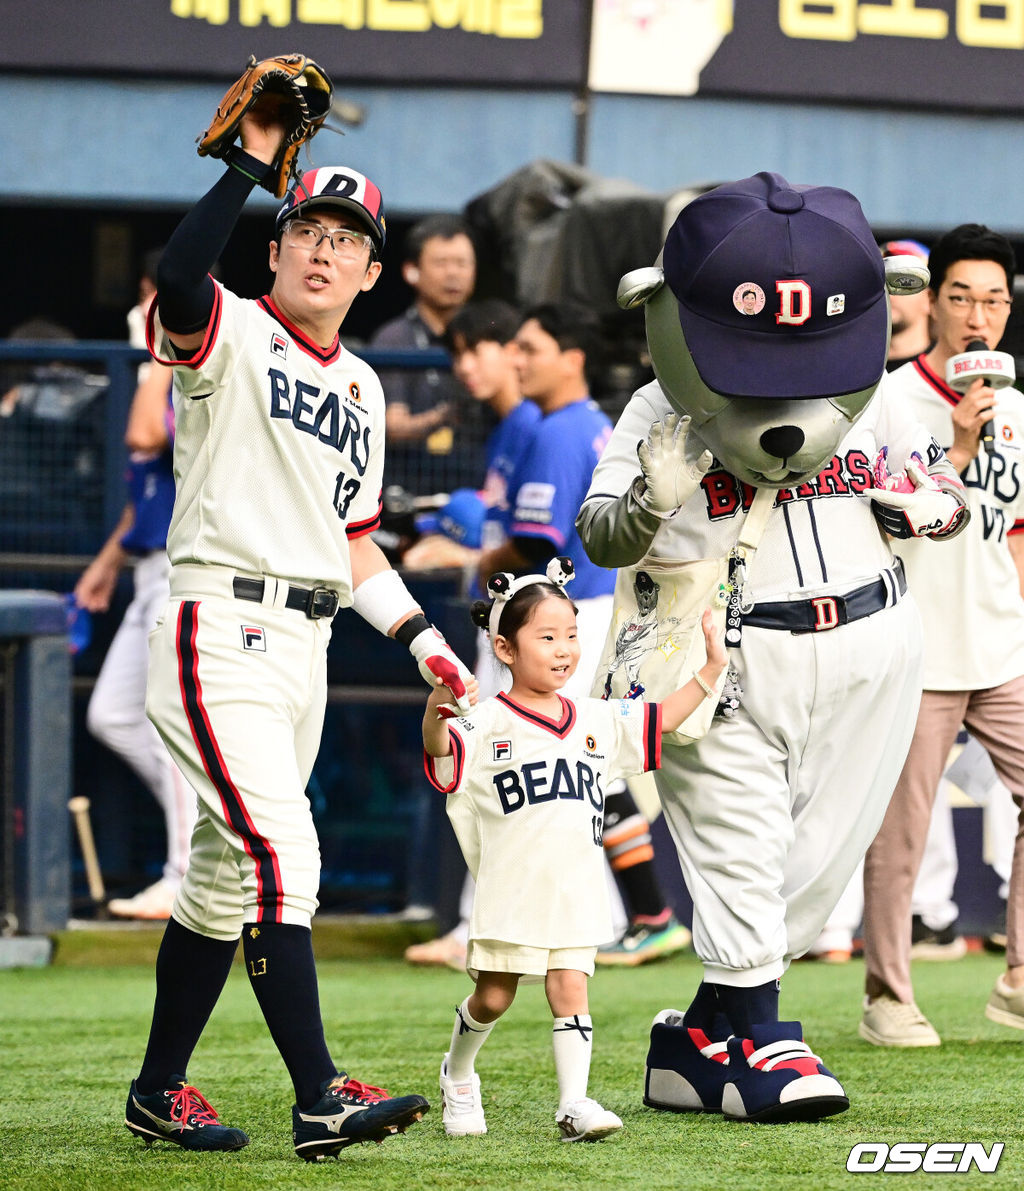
(425, 693, 661, 949)
(584, 379, 947, 601)
(887, 357, 1024, 689)
(149, 285, 385, 598)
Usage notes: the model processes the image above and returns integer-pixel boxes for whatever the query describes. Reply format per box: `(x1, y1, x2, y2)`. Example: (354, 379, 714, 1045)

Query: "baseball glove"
(197, 54, 334, 198)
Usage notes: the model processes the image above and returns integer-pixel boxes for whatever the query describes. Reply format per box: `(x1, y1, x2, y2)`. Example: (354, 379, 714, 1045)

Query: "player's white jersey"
(148, 285, 385, 600)
(425, 693, 661, 949)
(583, 379, 945, 602)
(887, 357, 1024, 690)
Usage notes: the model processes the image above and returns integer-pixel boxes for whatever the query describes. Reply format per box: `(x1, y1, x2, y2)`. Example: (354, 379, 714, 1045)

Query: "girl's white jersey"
(426, 693, 662, 950)
(148, 285, 385, 599)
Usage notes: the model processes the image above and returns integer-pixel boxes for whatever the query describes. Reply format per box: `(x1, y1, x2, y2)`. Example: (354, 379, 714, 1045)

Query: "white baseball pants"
(654, 597, 923, 986)
(88, 550, 197, 885)
(147, 566, 333, 939)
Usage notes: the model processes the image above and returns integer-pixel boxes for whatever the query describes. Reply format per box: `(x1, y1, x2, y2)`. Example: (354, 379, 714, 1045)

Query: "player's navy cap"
(661, 171, 887, 400)
(276, 166, 386, 249)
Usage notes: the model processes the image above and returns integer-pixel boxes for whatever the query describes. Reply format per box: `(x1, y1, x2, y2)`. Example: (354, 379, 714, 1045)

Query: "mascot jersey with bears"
(576, 171, 968, 1124)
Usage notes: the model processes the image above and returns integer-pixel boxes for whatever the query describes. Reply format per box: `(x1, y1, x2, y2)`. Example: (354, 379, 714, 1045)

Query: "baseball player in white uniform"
(123, 102, 475, 1162)
(860, 222, 1024, 1047)
(576, 172, 967, 1123)
(422, 559, 725, 1142)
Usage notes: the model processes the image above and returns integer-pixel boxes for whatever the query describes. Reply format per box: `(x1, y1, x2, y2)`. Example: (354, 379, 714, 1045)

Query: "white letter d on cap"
(776, 280, 811, 325)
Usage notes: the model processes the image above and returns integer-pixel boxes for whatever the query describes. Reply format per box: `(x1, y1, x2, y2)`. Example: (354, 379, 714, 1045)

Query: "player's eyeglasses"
(942, 292, 1012, 317)
(283, 219, 373, 260)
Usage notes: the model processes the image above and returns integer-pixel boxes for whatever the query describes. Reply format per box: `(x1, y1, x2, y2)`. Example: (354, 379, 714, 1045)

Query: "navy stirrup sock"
(242, 922, 337, 1110)
(137, 918, 238, 1095)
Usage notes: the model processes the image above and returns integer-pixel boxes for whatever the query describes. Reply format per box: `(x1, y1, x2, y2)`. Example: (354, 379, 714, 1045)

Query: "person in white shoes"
(423, 558, 726, 1140)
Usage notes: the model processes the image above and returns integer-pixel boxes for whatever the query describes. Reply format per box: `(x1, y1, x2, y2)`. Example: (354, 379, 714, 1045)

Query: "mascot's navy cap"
(662, 171, 887, 400)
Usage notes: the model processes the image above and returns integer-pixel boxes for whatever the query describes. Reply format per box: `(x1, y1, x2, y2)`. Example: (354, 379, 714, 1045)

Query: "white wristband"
(350, 569, 420, 636)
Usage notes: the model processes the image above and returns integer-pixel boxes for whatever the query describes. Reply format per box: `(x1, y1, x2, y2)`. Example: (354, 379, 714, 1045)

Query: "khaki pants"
(863, 676, 1024, 1001)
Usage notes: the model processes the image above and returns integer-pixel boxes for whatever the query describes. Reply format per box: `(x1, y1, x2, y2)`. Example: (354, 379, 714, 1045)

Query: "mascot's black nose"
(760, 425, 805, 460)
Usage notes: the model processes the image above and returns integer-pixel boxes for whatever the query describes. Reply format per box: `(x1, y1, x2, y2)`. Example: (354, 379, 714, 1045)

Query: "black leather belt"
(232, 576, 340, 620)
(742, 559, 906, 634)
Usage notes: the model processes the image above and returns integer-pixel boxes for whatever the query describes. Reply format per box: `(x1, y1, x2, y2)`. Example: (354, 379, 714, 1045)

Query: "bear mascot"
(576, 171, 968, 1123)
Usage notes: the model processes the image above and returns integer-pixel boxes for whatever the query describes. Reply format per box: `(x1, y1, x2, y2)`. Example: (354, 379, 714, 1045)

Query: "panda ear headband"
(486, 556, 575, 642)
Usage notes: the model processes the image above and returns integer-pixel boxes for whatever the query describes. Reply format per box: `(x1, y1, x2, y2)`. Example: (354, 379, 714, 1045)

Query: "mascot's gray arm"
(577, 382, 676, 567)
(576, 481, 664, 568)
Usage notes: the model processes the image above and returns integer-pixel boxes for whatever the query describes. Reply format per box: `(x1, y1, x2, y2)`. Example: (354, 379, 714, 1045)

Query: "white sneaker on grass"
(439, 1055, 486, 1136)
(859, 994, 941, 1047)
(556, 1098, 622, 1142)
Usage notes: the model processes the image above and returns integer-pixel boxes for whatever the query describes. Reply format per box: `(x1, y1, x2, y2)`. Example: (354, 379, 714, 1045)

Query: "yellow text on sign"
(779, 0, 1024, 50)
(170, 0, 543, 36)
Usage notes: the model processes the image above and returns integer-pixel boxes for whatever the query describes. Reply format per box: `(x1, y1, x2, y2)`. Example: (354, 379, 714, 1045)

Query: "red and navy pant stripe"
(175, 600, 284, 921)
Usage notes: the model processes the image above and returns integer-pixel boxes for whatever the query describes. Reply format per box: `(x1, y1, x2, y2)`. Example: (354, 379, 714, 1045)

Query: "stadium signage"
(0, 0, 587, 86)
(587, 1, 1024, 111)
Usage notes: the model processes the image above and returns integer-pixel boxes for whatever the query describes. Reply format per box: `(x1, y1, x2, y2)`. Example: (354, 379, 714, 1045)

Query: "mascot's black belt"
(233, 576, 340, 619)
(742, 559, 906, 634)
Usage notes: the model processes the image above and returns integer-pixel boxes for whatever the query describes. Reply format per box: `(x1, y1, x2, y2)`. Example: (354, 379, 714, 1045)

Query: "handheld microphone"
(945, 338, 1015, 455)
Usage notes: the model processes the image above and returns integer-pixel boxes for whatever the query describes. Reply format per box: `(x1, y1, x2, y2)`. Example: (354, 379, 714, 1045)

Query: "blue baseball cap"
(415, 488, 486, 548)
(662, 171, 888, 400)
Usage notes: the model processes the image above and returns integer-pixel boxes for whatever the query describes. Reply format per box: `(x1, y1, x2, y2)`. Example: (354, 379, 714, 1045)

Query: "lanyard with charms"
(716, 486, 776, 718)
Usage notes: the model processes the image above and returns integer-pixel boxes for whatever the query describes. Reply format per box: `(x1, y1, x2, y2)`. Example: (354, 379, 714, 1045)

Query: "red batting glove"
(407, 626, 473, 716)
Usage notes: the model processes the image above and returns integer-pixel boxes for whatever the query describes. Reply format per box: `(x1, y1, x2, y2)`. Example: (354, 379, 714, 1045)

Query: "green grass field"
(2, 946, 1020, 1191)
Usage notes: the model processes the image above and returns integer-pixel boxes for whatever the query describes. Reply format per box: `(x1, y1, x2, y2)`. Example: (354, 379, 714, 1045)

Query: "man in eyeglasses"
(123, 100, 476, 1160)
(860, 223, 1024, 1047)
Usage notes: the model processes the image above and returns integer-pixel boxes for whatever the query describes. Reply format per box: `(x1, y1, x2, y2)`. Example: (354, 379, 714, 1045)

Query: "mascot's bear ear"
(884, 254, 930, 295)
(617, 267, 665, 310)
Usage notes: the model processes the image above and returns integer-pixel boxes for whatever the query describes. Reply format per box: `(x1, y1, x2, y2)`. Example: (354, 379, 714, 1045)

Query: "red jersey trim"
(146, 278, 223, 370)
(258, 295, 341, 365)
(495, 692, 576, 739)
(911, 354, 960, 409)
(424, 728, 465, 793)
(346, 491, 383, 539)
(510, 522, 564, 546)
(644, 702, 662, 771)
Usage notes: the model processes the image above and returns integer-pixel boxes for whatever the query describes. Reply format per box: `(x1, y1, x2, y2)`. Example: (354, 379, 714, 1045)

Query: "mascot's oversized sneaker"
(643, 1009, 732, 1112)
(720, 1021, 849, 1123)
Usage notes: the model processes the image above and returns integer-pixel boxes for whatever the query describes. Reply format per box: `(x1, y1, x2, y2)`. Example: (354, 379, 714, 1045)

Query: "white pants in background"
(87, 550, 197, 886)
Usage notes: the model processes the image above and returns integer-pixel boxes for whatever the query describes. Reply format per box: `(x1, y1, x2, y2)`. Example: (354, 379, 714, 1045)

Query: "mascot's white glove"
(635, 413, 714, 517)
(870, 449, 969, 540)
(407, 625, 474, 717)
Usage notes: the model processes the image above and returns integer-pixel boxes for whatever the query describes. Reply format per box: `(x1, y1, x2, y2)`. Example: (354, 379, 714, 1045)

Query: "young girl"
(422, 557, 726, 1142)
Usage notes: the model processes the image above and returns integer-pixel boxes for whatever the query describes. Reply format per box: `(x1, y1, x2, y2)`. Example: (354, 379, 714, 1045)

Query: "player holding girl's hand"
(422, 557, 725, 1143)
